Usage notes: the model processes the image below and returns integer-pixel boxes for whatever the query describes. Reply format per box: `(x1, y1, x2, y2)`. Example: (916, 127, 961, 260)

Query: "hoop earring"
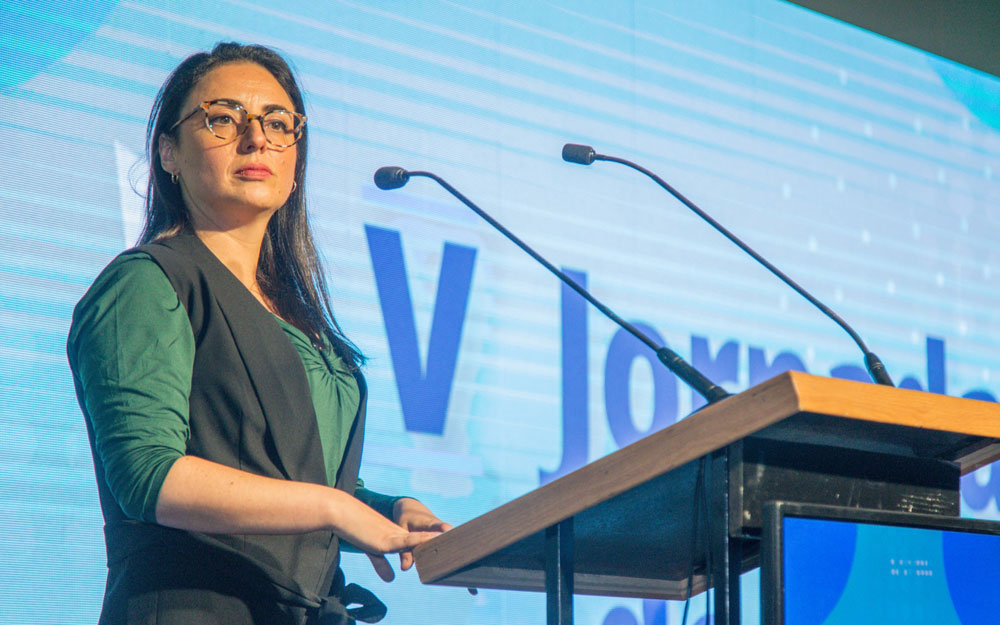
(170, 173, 179, 185)
(291, 181, 298, 192)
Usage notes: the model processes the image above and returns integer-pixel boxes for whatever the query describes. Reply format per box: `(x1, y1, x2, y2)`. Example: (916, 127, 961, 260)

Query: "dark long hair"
(142, 42, 364, 369)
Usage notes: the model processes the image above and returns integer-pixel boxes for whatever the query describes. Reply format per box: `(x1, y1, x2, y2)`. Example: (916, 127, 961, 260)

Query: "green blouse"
(68, 251, 398, 523)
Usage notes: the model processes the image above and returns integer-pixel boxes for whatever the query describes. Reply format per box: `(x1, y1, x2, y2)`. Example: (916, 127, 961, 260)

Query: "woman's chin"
(218, 193, 289, 216)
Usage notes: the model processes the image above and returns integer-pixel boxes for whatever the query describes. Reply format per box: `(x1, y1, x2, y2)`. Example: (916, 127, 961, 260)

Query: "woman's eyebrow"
(211, 98, 292, 113)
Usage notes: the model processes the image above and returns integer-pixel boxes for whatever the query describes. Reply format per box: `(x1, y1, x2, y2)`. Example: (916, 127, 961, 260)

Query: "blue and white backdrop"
(2, 1, 999, 623)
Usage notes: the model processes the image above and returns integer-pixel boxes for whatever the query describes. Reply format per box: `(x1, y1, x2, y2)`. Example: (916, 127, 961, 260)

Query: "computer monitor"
(761, 502, 1000, 625)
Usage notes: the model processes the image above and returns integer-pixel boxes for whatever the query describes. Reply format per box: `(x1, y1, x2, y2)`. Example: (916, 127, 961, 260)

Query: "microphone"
(561, 143, 596, 165)
(374, 166, 410, 190)
(373, 166, 731, 405)
(562, 143, 894, 387)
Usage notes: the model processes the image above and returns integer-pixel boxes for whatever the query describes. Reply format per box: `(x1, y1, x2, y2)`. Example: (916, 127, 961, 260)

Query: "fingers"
(367, 554, 395, 582)
(393, 499, 453, 534)
(395, 530, 443, 550)
(411, 517, 451, 533)
(369, 529, 440, 558)
(369, 530, 441, 578)
(399, 551, 414, 571)
(399, 513, 453, 534)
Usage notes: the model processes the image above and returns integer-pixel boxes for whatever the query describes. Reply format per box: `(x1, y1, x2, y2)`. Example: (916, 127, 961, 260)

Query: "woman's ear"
(158, 134, 178, 176)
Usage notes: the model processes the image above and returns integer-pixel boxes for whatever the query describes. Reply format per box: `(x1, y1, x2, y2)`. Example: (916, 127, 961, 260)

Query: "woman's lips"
(235, 164, 273, 179)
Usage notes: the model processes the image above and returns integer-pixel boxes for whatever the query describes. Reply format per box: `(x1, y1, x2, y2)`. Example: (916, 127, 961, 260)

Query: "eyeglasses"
(169, 99, 306, 148)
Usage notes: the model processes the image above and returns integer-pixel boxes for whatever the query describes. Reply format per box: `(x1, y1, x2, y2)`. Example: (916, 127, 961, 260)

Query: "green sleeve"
(355, 480, 406, 520)
(68, 252, 195, 523)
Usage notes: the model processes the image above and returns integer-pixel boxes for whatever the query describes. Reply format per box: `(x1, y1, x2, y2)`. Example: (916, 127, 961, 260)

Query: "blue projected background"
(783, 517, 1000, 625)
(2, 1, 999, 624)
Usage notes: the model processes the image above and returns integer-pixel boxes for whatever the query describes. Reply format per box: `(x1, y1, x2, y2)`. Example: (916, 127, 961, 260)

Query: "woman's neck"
(195, 226, 277, 313)
(198, 225, 261, 275)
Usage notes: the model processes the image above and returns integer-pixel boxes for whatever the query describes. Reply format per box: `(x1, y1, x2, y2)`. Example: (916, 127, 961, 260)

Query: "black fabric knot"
(317, 568, 387, 624)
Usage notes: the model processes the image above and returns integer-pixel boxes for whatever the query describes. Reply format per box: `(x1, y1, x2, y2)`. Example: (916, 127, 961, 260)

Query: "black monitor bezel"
(761, 501, 1000, 625)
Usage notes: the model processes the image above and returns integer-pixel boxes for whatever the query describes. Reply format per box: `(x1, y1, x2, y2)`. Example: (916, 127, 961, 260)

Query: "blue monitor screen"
(782, 514, 1000, 625)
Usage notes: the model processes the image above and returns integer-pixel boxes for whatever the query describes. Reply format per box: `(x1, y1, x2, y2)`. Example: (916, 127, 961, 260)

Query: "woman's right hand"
(326, 487, 443, 557)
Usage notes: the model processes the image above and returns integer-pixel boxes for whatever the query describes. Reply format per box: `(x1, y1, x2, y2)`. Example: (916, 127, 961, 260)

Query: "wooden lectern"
(413, 372, 1000, 625)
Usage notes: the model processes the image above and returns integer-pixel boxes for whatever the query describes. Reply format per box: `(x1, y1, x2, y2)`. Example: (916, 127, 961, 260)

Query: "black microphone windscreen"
(374, 166, 409, 190)
(562, 143, 596, 165)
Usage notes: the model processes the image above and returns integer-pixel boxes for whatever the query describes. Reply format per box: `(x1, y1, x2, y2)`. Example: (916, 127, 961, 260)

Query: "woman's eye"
(265, 119, 290, 131)
(209, 114, 235, 126)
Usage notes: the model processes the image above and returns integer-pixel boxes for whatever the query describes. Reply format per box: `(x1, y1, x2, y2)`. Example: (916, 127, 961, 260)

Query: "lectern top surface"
(414, 372, 1000, 598)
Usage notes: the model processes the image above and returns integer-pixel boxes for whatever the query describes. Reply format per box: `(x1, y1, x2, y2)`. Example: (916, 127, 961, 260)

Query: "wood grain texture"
(414, 372, 1000, 586)
(790, 373, 1000, 437)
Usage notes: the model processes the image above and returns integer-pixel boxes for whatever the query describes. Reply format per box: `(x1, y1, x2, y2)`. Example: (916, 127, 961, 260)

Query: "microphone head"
(374, 166, 410, 190)
(562, 143, 597, 165)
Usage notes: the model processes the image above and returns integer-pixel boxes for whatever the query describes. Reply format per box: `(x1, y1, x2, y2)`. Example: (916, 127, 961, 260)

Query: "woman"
(68, 42, 449, 624)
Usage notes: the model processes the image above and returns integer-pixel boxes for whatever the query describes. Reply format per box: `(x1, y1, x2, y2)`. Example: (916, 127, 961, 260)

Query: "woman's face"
(159, 62, 299, 229)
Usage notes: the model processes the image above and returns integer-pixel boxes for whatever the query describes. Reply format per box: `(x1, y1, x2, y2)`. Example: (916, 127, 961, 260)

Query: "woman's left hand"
(367, 498, 452, 581)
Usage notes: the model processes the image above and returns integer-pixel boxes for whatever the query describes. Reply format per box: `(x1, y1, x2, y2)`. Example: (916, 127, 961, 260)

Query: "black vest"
(100, 235, 368, 624)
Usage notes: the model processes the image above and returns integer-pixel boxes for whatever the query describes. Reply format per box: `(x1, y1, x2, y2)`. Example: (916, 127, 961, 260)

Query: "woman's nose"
(239, 116, 269, 152)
